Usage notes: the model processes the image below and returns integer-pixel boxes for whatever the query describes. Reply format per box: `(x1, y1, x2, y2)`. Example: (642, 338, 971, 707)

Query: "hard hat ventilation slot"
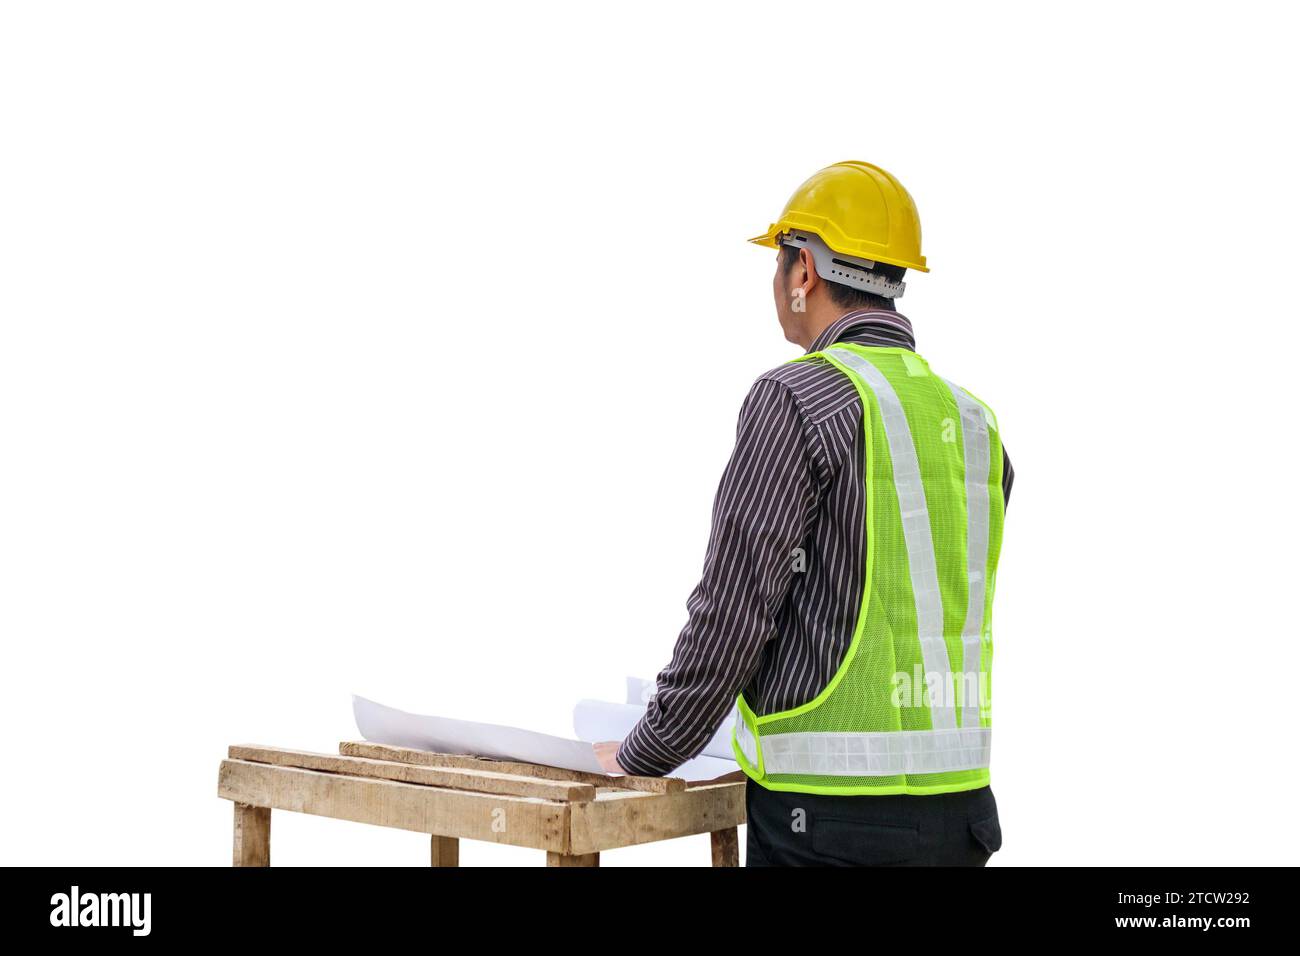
(831, 257, 878, 276)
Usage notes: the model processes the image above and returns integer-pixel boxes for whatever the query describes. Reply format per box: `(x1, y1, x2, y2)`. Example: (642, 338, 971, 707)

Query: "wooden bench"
(217, 742, 746, 866)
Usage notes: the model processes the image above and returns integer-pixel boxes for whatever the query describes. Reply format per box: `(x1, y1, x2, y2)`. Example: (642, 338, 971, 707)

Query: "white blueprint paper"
(662, 753, 737, 781)
(353, 685, 742, 782)
(352, 695, 606, 774)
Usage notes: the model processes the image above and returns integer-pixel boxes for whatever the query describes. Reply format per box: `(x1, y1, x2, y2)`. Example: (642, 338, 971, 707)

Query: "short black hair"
(780, 244, 905, 312)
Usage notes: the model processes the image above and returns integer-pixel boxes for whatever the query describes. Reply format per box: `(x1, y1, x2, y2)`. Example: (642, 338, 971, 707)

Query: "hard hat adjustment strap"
(779, 231, 906, 299)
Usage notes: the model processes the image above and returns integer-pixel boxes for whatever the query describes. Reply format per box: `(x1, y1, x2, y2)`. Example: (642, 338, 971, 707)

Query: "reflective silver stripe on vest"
(826, 349, 955, 730)
(945, 380, 991, 729)
(760, 727, 991, 776)
(734, 711, 759, 766)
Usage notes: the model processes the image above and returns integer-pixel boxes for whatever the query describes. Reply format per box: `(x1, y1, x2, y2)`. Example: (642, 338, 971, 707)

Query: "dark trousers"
(745, 780, 1002, 866)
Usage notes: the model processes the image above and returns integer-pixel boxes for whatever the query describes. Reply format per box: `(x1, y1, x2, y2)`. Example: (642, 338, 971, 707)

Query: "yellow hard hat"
(749, 161, 929, 272)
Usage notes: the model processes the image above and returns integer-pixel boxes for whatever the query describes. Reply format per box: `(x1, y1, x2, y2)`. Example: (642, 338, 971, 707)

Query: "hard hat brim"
(747, 220, 929, 272)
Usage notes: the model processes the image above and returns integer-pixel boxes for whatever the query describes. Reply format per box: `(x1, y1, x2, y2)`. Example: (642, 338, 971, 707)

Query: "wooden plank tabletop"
(229, 745, 597, 802)
(338, 741, 689, 794)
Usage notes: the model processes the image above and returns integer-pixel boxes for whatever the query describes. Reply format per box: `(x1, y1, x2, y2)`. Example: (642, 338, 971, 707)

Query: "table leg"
(430, 835, 460, 867)
(710, 826, 739, 867)
(546, 851, 600, 867)
(233, 803, 270, 867)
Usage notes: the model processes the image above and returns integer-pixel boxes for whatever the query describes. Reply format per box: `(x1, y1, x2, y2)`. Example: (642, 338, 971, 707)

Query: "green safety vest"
(732, 344, 1005, 796)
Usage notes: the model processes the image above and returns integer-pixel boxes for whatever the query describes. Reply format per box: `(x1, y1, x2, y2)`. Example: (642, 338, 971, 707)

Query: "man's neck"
(801, 305, 896, 350)
(806, 308, 915, 354)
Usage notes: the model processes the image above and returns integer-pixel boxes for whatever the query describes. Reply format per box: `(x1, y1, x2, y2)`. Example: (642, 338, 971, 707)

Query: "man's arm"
(614, 377, 820, 777)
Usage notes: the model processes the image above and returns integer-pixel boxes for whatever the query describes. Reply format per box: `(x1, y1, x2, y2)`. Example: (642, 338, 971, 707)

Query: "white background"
(3, 1, 1298, 867)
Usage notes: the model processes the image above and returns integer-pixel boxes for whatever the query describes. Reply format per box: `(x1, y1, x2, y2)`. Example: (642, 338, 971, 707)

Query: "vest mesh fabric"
(737, 345, 1004, 795)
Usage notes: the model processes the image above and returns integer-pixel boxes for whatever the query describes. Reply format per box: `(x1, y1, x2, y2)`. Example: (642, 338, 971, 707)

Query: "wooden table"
(217, 742, 746, 866)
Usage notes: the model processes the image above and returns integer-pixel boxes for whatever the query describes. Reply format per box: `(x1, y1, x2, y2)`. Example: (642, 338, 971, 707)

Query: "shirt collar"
(808, 309, 916, 354)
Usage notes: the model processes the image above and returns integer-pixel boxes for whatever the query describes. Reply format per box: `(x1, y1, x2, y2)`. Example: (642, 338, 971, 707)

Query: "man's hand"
(593, 741, 626, 774)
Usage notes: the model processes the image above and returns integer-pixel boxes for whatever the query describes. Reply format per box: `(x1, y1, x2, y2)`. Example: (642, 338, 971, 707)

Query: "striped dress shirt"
(616, 309, 1014, 777)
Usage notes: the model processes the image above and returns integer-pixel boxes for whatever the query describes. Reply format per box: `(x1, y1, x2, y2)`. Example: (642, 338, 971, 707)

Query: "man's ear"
(798, 247, 820, 297)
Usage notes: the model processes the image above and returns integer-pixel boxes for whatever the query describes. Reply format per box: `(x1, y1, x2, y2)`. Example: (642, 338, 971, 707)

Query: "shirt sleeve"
(616, 377, 820, 777)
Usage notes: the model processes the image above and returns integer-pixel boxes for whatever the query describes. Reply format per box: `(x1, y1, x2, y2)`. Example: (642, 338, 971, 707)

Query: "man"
(594, 162, 1011, 866)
